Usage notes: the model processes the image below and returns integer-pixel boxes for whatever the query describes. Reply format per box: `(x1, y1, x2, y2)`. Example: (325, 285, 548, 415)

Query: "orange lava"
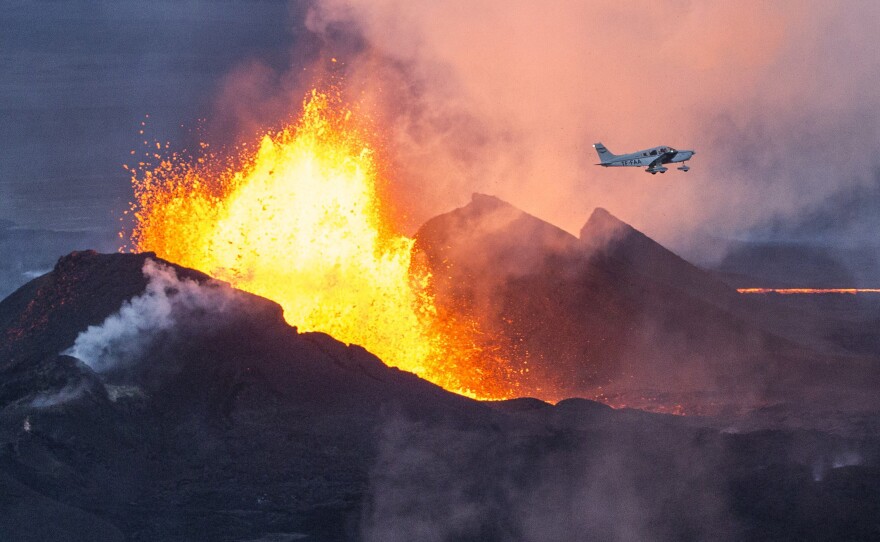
(738, 288, 880, 295)
(125, 89, 516, 400)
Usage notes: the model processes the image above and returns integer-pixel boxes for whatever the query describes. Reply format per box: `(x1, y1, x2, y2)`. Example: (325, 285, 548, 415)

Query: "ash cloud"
(65, 259, 238, 374)
(301, 1, 880, 259)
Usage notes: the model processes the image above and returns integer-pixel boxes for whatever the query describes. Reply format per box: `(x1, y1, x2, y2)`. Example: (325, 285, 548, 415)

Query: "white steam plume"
(29, 381, 90, 409)
(65, 259, 236, 373)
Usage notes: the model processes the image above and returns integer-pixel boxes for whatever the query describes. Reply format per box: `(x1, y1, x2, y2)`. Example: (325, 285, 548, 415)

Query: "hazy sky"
(3, 0, 879, 258)
(1, 0, 301, 232)
(303, 0, 880, 255)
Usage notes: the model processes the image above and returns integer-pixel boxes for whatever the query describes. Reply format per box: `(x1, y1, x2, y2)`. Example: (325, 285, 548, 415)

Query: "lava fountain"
(126, 89, 514, 400)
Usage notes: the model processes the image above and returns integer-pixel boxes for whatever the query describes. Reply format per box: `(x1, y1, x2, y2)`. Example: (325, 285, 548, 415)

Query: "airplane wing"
(647, 151, 675, 168)
(646, 156, 664, 168)
(645, 151, 675, 174)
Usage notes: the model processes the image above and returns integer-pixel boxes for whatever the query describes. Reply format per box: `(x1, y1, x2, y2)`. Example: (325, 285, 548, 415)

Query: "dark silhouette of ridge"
(414, 194, 877, 407)
(581, 207, 737, 304)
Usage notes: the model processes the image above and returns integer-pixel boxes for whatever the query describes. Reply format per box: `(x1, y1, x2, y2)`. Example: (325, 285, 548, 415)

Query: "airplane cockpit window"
(649, 150, 657, 156)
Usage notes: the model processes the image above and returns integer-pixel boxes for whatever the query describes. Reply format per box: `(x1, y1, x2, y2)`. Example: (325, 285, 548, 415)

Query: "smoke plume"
(362, 412, 734, 542)
(295, 0, 880, 258)
(65, 259, 238, 373)
(28, 381, 90, 409)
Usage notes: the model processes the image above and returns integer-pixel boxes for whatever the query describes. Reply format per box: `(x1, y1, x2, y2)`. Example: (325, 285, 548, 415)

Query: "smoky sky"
(3, 0, 880, 258)
(304, 0, 880, 257)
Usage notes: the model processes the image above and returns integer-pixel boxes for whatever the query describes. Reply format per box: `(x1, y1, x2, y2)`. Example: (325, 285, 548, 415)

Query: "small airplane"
(593, 142, 695, 174)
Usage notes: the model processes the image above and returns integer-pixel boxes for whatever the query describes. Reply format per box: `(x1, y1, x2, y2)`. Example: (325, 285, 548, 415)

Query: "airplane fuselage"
(603, 150, 694, 167)
(593, 142, 695, 174)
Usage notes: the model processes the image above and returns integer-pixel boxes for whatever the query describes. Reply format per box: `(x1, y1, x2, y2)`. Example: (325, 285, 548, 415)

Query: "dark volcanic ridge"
(0, 250, 488, 541)
(1, 198, 880, 541)
(414, 194, 880, 410)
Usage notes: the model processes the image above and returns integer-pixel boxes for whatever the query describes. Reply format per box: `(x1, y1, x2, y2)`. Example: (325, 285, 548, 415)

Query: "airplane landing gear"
(678, 164, 690, 172)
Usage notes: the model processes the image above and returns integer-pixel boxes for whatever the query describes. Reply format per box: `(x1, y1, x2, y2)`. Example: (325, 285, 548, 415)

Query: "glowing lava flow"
(126, 89, 514, 400)
(738, 288, 880, 294)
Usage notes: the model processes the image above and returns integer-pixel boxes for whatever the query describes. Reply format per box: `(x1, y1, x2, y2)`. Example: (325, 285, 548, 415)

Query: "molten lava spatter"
(127, 89, 514, 400)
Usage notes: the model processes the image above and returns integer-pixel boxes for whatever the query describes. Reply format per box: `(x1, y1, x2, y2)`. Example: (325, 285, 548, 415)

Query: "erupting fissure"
(125, 89, 514, 400)
(738, 288, 880, 295)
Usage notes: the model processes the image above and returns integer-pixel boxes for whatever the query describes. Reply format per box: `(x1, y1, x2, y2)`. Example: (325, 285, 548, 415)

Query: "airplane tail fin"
(593, 142, 616, 164)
